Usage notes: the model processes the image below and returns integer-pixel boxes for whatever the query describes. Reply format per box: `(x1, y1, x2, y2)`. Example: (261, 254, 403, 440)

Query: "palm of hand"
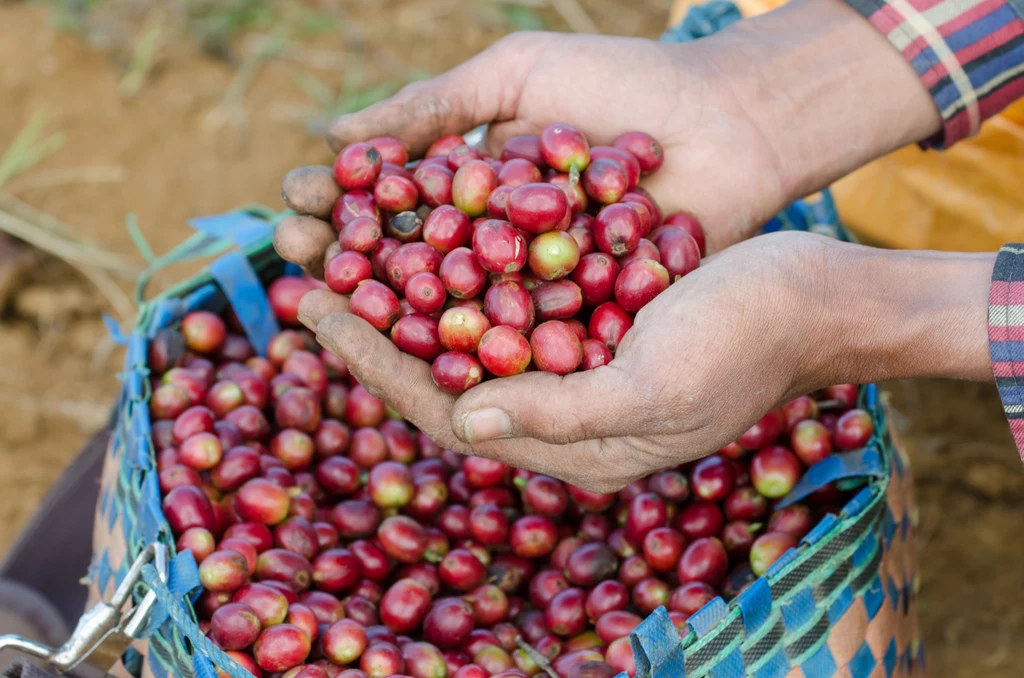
(279, 30, 829, 491)
(484, 34, 787, 252)
(302, 232, 831, 492)
(323, 32, 786, 253)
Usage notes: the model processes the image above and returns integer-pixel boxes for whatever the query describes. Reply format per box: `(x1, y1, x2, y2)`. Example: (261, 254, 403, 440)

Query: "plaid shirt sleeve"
(989, 245, 1024, 454)
(845, 0, 1024, 147)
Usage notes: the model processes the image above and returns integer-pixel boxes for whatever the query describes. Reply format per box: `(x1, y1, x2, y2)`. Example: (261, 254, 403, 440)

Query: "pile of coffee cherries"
(150, 287, 874, 678)
(320, 124, 703, 393)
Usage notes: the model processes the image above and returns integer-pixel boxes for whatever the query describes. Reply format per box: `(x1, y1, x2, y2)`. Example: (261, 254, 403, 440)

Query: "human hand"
(295, 232, 822, 491)
(273, 30, 777, 277)
(297, 231, 993, 492)
(276, 31, 784, 256)
(275, 0, 941, 275)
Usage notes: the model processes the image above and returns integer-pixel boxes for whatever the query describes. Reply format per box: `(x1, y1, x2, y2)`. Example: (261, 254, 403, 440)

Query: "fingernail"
(463, 408, 512, 443)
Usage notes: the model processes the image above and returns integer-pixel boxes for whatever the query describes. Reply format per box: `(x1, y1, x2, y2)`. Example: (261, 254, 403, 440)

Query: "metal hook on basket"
(0, 542, 169, 676)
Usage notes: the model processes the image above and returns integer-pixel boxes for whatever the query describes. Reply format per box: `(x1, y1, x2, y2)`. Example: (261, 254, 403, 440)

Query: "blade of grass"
(0, 113, 66, 189)
(0, 208, 139, 275)
(0, 114, 137, 320)
(0, 192, 131, 266)
(125, 213, 156, 265)
(3, 165, 126, 193)
(119, 13, 165, 98)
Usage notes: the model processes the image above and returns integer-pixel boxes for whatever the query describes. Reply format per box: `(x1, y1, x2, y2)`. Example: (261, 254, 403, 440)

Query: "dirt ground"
(0, 2, 1021, 677)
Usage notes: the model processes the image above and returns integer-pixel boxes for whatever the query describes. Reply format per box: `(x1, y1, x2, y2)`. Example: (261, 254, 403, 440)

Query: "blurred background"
(0, 1, 1021, 677)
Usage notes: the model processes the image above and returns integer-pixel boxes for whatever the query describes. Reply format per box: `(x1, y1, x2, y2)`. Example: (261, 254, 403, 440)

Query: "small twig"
(0, 191, 78, 240)
(515, 637, 560, 678)
(547, 0, 599, 33)
(0, 205, 140, 275)
(119, 9, 165, 98)
(4, 165, 127, 193)
(0, 113, 66, 189)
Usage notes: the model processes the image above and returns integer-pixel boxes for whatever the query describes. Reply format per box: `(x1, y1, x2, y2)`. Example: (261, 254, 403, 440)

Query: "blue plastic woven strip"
(661, 0, 742, 41)
(688, 598, 729, 638)
(209, 250, 280, 355)
(736, 578, 773, 635)
(631, 607, 689, 678)
(141, 564, 253, 678)
(141, 551, 200, 636)
(778, 446, 885, 508)
(189, 211, 275, 249)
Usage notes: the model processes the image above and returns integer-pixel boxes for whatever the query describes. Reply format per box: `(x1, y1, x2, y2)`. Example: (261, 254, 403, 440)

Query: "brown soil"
(885, 379, 1024, 677)
(0, 3, 1019, 677)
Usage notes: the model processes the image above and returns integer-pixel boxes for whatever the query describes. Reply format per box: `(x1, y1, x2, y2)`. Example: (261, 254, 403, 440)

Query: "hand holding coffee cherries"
(293, 225, 855, 493)
(277, 13, 995, 491)
(274, 0, 956, 270)
(273, 31, 792, 267)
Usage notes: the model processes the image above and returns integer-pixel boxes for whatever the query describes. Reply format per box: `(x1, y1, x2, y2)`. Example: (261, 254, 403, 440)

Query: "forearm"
(812, 242, 995, 387)
(708, 0, 942, 209)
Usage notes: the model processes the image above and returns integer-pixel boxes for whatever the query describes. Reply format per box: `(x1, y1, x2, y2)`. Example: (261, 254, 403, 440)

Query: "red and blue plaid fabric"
(989, 244, 1024, 457)
(846, 0, 1024, 147)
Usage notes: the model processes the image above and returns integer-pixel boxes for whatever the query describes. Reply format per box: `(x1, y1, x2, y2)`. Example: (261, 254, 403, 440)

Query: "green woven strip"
(132, 205, 286, 308)
(133, 243, 281, 334)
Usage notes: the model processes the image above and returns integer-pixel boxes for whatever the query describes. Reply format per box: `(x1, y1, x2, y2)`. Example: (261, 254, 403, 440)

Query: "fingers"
(450, 363, 652, 446)
(312, 312, 636, 486)
(281, 166, 340, 220)
(473, 436, 644, 494)
(315, 313, 463, 449)
(326, 34, 542, 155)
(273, 215, 335, 280)
(323, 242, 342, 273)
(297, 289, 349, 332)
(483, 120, 538, 157)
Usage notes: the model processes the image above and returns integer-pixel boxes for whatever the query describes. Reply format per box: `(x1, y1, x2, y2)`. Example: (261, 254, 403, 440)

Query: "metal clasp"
(0, 543, 169, 676)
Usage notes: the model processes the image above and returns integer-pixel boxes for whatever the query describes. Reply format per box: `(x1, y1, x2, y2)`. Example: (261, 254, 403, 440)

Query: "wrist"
(710, 0, 942, 218)
(813, 242, 995, 387)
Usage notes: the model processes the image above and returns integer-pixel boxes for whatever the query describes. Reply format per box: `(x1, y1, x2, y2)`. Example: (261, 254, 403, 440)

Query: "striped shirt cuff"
(846, 0, 1024, 148)
(989, 244, 1024, 458)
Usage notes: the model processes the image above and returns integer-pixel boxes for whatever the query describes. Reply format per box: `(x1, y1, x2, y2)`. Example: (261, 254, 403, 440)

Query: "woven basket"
(85, 188, 922, 678)
(87, 4, 923, 673)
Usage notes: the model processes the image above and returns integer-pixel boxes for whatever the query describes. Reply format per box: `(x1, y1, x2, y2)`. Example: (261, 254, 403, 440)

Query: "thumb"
(326, 33, 543, 155)
(450, 363, 651, 446)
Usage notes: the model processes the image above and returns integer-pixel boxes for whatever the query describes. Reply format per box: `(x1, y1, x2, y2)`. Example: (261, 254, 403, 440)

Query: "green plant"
(186, 0, 274, 53)
(0, 113, 138, 319)
(293, 64, 430, 134)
